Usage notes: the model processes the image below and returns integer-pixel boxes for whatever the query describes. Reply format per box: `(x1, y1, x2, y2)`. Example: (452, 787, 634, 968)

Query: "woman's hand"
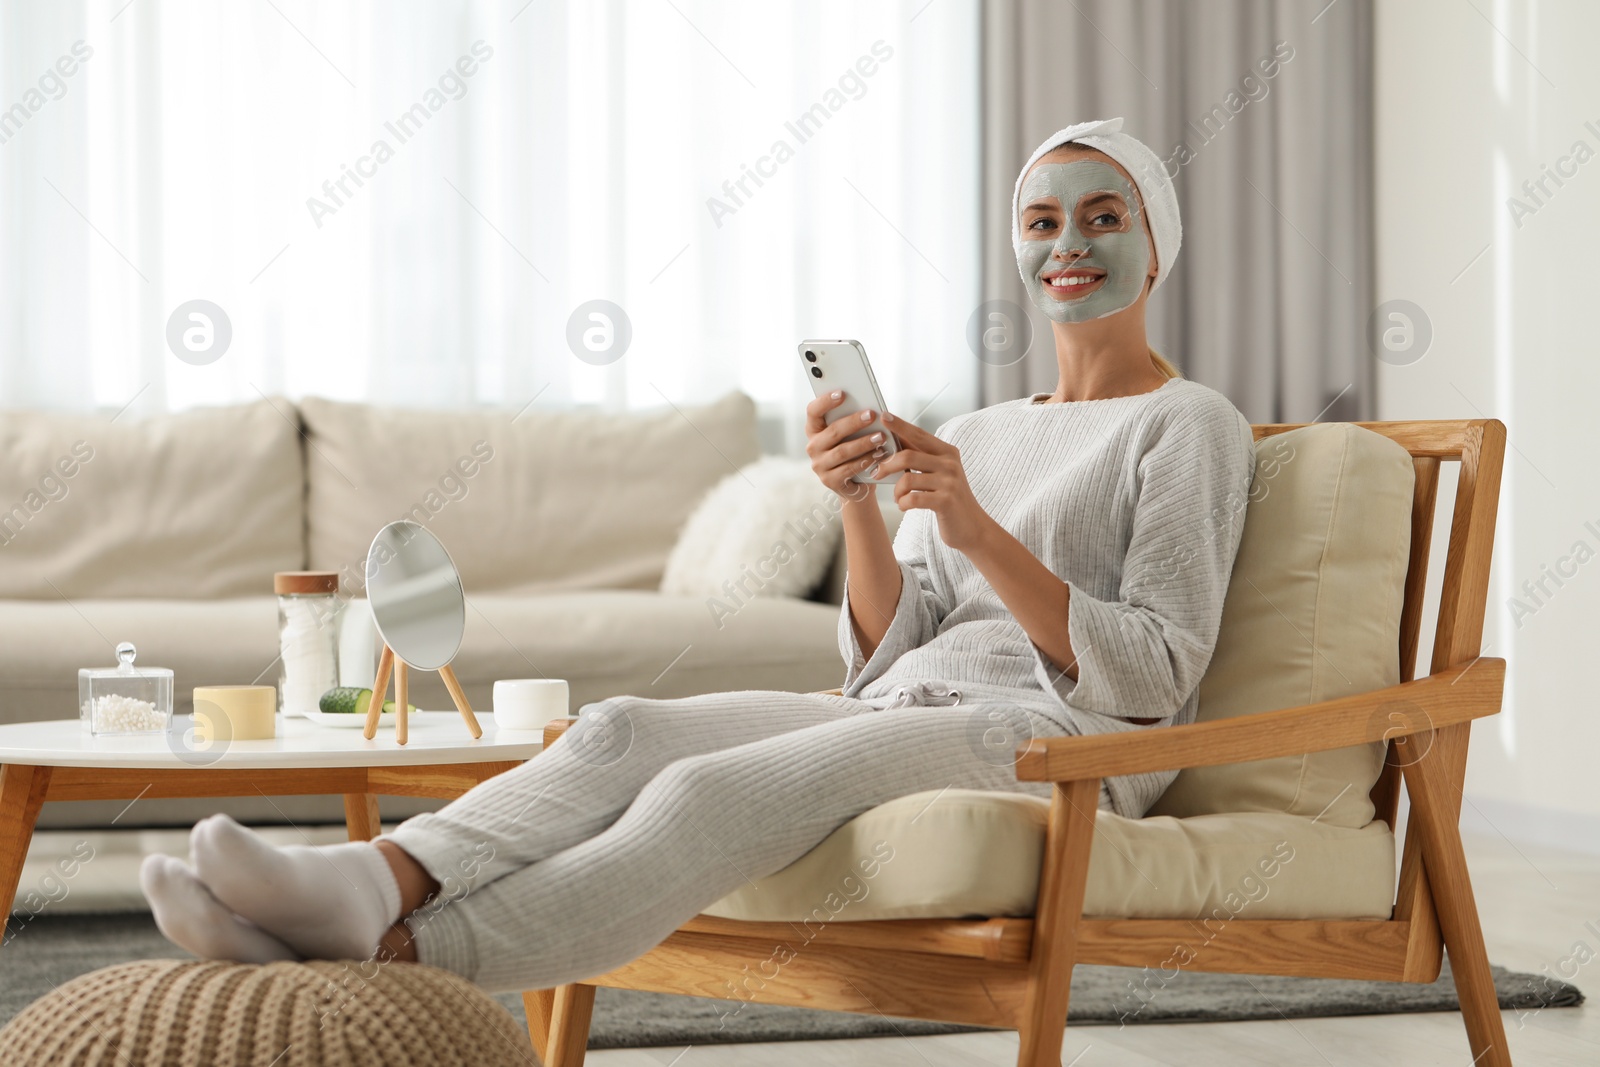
(805, 391, 886, 503)
(874, 414, 996, 552)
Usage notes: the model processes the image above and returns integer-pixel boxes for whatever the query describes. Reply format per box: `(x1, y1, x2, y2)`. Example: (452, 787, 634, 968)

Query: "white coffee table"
(0, 712, 542, 939)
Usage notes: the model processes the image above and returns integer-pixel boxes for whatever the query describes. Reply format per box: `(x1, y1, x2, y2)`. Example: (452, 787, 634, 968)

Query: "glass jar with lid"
(276, 570, 342, 717)
(82, 642, 173, 735)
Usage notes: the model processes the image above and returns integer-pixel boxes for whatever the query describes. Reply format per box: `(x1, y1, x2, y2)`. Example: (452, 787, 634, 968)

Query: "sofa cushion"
(0, 597, 283, 726)
(0, 400, 303, 599)
(0, 590, 846, 727)
(704, 788, 1395, 922)
(425, 590, 846, 711)
(1146, 423, 1415, 829)
(300, 391, 760, 595)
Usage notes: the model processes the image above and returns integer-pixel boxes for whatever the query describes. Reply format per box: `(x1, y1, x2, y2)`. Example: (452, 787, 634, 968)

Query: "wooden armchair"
(525, 419, 1512, 1067)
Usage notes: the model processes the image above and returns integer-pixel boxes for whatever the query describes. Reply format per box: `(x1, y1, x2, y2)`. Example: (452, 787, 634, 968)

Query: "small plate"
(301, 709, 397, 729)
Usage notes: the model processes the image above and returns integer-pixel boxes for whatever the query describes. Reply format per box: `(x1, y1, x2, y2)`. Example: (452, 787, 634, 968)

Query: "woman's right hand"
(805, 391, 888, 503)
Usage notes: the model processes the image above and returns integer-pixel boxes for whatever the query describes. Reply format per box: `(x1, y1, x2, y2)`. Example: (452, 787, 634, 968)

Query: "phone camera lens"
(810, 366, 823, 378)
(804, 350, 816, 362)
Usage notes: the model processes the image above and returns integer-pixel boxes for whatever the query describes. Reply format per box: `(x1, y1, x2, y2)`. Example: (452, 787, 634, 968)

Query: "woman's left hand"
(875, 413, 995, 552)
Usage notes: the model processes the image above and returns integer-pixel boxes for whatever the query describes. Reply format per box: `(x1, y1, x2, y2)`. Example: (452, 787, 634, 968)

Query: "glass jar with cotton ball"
(275, 571, 343, 718)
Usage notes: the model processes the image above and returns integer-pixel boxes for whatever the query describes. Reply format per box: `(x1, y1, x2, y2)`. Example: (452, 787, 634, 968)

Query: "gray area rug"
(0, 913, 1582, 1049)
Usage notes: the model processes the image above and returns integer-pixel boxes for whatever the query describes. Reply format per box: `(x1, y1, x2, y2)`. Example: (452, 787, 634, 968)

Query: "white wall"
(1375, 0, 1600, 844)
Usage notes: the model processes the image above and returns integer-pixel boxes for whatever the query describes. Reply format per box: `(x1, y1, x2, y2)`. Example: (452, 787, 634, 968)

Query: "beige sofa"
(0, 391, 871, 827)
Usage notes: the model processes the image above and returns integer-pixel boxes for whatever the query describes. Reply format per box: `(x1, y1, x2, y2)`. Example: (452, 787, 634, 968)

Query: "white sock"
(139, 854, 300, 964)
(189, 814, 403, 961)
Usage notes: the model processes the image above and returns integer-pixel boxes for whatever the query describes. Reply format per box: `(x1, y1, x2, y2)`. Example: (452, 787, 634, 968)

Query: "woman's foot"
(188, 814, 402, 961)
(139, 854, 299, 963)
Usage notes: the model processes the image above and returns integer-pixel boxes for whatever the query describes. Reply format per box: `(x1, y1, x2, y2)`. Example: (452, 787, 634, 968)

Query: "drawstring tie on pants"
(881, 681, 963, 709)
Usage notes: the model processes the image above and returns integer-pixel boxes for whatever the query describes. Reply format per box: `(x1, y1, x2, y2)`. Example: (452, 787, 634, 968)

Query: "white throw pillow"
(660, 456, 844, 600)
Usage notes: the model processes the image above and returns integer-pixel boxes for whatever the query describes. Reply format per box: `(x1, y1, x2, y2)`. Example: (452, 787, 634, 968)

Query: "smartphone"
(798, 339, 901, 484)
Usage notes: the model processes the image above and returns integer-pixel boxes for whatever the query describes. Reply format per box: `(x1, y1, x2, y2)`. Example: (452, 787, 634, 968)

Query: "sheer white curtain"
(0, 0, 980, 443)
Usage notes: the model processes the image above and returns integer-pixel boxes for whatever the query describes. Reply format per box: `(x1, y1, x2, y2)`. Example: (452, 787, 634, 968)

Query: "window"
(0, 0, 980, 445)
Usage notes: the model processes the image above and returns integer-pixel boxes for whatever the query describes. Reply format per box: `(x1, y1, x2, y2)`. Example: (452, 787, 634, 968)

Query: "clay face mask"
(1016, 161, 1151, 323)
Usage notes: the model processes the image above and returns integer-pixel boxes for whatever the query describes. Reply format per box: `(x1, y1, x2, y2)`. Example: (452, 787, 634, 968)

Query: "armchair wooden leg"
(1402, 727, 1512, 1066)
(522, 988, 556, 1060)
(1016, 777, 1099, 1067)
(542, 983, 596, 1067)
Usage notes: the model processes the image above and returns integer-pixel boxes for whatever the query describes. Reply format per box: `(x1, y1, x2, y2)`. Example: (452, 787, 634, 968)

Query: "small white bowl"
(493, 679, 570, 731)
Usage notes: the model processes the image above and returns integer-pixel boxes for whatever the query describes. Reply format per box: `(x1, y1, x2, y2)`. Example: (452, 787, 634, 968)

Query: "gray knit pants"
(384, 688, 1092, 992)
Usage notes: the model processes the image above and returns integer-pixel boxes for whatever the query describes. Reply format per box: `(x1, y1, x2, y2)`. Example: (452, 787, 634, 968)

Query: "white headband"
(1010, 116, 1181, 295)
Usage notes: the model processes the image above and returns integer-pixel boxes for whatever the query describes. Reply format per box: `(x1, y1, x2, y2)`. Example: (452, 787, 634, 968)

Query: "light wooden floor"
(20, 828, 1598, 1066)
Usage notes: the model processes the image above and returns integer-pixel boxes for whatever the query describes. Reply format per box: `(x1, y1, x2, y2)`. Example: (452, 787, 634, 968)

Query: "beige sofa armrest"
(1014, 659, 1505, 783)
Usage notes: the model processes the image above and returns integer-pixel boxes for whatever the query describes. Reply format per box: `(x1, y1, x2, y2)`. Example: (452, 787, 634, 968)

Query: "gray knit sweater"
(838, 376, 1255, 817)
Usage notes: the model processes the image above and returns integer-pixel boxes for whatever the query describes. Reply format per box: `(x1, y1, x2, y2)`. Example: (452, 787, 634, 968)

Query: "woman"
(141, 117, 1255, 992)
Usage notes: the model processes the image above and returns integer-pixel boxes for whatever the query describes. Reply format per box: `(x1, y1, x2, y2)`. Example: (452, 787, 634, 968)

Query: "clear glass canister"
(276, 570, 342, 718)
(83, 642, 173, 735)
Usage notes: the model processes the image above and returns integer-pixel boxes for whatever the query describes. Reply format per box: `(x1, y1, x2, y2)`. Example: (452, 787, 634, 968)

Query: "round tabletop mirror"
(365, 521, 466, 672)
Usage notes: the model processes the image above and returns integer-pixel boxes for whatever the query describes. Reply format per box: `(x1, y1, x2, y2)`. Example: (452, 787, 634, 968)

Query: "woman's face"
(1016, 149, 1154, 323)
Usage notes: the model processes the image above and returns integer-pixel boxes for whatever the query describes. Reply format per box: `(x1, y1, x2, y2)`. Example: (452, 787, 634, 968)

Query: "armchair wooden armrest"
(1014, 658, 1504, 783)
(539, 663, 1505, 782)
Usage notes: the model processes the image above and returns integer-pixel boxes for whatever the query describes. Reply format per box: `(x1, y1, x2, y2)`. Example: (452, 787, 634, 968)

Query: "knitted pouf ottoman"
(0, 958, 537, 1066)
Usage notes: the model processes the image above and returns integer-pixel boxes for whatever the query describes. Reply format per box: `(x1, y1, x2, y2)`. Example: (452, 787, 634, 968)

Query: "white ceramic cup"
(493, 679, 570, 731)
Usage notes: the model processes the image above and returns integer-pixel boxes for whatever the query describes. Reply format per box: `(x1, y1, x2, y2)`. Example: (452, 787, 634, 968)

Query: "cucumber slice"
(318, 688, 407, 715)
(319, 687, 371, 714)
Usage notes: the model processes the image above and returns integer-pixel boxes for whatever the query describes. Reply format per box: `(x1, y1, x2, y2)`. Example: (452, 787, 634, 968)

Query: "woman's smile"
(1039, 266, 1106, 300)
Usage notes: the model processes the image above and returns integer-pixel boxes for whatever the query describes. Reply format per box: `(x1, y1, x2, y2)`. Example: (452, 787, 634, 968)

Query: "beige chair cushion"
(0, 400, 303, 599)
(705, 788, 1396, 922)
(1147, 423, 1415, 830)
(301, 391, 759, 595)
